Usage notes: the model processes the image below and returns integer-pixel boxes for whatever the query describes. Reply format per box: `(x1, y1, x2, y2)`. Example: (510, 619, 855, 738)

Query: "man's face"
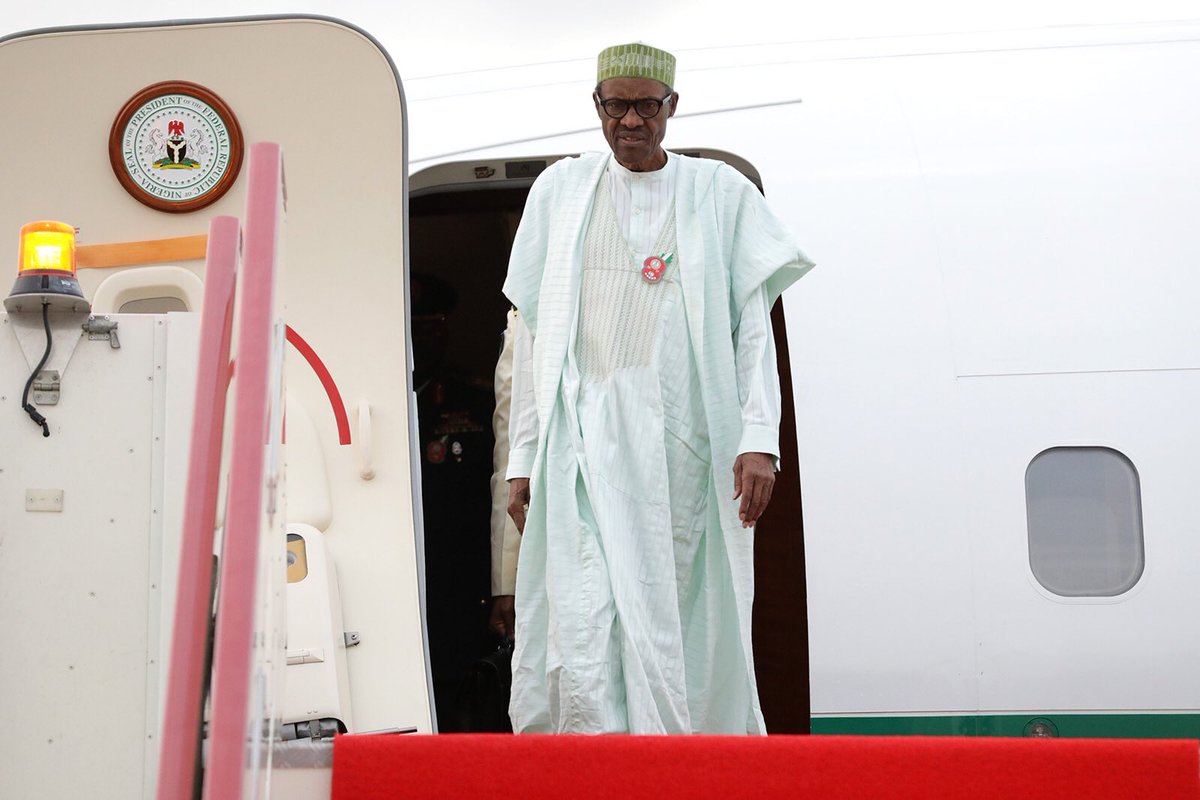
(594, 77, 678, 172)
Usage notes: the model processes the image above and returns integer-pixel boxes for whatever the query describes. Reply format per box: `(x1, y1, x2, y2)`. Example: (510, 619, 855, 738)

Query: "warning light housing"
(5, 221, 89, 313)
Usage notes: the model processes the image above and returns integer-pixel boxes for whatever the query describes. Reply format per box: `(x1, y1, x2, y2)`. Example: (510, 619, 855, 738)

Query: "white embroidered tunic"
(509, 154, 780, 478)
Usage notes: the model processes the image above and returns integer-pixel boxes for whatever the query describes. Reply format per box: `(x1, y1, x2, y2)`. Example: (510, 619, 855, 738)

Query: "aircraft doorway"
(409, 150, 809, 733)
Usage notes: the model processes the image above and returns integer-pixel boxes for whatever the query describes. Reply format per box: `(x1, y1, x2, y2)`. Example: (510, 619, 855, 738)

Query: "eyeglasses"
(595, 94, 673, 120)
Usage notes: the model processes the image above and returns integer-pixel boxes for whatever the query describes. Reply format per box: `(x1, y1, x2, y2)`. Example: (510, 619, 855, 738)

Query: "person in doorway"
(488, 309, 521, 641)
(503, 43, 814, 734)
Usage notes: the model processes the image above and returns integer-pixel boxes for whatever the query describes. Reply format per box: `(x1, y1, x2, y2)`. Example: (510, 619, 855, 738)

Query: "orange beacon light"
(5, 220, 89, 313)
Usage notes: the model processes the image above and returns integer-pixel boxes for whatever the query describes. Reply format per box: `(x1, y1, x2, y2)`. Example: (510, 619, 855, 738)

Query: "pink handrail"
(203, 142, 285, 800)
(155, 214, 240, 800)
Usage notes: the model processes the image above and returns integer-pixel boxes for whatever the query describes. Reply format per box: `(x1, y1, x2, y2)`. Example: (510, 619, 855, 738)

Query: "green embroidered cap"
(596, 42, 676, 87)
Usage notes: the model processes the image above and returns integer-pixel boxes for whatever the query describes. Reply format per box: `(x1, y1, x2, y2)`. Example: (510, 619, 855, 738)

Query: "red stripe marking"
(286, 325, 352, 445)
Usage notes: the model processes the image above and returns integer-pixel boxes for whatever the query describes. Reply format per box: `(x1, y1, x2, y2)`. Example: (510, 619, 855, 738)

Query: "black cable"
(20, 302, 52, 437)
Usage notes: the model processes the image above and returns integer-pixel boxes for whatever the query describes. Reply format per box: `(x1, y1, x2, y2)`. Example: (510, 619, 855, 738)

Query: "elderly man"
(504, 43, 813, 734)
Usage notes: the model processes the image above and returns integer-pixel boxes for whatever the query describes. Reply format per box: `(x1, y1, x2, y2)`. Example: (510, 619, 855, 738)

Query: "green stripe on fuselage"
(810, 714, 1200, 738)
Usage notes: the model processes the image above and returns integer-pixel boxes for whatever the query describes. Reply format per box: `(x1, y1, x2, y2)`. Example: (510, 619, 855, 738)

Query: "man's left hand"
(733, 452, 775, 529)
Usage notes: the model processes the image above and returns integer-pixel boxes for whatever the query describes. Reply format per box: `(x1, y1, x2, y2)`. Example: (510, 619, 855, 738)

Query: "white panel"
(897, 41, 1200, 376)
(755, 60, 982, 715)
(282, 524, 353, 729)
(0, 312, 160, 799)
(155, 312, 200, 753)
(960, 369, 1200, 711)
(753, 33, 1200, 718)
(284, 396, 332, 531)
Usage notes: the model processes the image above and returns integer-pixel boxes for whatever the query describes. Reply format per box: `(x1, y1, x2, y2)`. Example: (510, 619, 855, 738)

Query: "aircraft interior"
(409, 182, 528, 730)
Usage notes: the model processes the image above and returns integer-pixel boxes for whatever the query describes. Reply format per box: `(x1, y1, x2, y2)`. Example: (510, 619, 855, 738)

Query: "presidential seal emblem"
(108, 81, 244, 213)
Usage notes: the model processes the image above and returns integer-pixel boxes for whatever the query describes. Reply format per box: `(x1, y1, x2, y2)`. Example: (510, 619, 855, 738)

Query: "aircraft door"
(0, 15, 426, 798)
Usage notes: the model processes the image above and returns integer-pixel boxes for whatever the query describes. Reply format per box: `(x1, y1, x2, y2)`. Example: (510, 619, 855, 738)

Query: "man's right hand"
(507, 478, 530, 534)
(489, 595, 515, 641)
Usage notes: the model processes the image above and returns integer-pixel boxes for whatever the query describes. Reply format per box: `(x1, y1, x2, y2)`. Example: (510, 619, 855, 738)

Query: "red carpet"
(332, 733, 1200, 799)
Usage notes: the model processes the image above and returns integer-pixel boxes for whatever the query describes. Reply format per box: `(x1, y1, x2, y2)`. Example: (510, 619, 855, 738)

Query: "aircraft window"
(286, 533, 309, 583)
(119, 296, 189, 314)
(1025, 447, 1144, 597)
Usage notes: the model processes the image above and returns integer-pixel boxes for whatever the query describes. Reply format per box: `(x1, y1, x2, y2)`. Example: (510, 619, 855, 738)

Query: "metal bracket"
(343, 631, 361, 647)
(32, 370, 60, 405)
(8, 310, 88, 379)
(82, 315, 120, 349)
(279, 718, 341, 741)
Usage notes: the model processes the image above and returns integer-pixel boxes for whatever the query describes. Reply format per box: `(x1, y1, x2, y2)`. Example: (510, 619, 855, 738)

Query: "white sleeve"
(505, 312, 538, 479)
(734, 286, 782, 470)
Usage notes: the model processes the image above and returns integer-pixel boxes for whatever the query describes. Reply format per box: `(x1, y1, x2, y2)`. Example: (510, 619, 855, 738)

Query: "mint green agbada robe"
(503, 152, 813, 734)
